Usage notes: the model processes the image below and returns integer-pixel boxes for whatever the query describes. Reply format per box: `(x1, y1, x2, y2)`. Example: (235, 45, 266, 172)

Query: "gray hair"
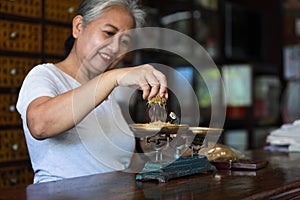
(77, 0, 146, 28)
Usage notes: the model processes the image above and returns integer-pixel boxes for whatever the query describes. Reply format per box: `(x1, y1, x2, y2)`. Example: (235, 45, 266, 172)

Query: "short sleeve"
(16, 64, 62, 118)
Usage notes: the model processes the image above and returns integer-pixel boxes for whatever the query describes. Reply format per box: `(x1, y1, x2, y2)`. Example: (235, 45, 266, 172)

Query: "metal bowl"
(129, 123, 189, 139)
(189, 127, 223, 135)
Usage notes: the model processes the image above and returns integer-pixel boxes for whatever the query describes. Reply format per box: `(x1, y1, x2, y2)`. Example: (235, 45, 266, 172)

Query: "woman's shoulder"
(28, 63, 68, 78)
(30, 63, 58, 73)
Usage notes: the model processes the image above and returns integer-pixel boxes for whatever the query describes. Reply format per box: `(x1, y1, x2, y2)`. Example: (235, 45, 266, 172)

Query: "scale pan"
(189, 127, 223, 135)
(129, 123, 189, 138)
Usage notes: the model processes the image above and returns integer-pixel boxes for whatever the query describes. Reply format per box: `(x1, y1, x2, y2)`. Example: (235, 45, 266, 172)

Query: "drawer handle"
(12, 143, 19, 151)
(10, 177, 19, 184)
(68, 7, 75, 14)
(9, 32, 18, 39)
(9, 105, 16, 112)
(10, 68, 17, 76)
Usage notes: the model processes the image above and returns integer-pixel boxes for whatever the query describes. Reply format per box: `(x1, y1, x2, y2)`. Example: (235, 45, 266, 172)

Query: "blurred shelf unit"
(281, 1, 300, 124)
(0, 0, 80, 189)
(141, 0, 222, 63)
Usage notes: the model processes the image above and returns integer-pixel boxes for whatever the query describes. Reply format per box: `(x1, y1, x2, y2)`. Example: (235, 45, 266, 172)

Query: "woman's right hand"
(114, 64, 168, 100)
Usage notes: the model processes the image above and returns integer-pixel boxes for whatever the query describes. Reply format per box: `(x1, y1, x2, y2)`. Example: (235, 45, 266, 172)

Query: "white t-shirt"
(16, 63, 135, 183)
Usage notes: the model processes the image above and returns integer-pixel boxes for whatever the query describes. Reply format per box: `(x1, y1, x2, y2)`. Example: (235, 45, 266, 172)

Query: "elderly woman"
(16, 0, 168, 183)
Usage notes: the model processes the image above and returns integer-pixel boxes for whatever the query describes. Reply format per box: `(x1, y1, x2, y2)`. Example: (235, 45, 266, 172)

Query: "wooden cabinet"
(0, 130, 29, 162)
(0, 0, 41, 188)
(0, 0, 80, 189)
(0, 0, 41, 18)
(0, 56, 40, 89)
(44, 25, 71, 56)
(0, 20, 42, 53)
(45, 0, 78, 23)
(0, 162, 33, 188)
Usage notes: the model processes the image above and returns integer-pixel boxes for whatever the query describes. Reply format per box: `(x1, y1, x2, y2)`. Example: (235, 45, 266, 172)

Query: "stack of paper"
(266, 120, 300, 152)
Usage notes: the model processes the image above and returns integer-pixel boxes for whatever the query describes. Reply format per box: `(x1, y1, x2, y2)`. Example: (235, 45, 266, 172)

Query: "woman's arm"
(26, 64, 167, 140)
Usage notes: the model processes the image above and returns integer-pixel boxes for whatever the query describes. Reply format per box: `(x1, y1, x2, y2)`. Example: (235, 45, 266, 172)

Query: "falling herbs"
(147, 94, 168, 123)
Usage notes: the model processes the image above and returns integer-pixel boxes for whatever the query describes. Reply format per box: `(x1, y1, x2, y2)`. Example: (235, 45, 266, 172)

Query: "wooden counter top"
(1, 149, 300, 200)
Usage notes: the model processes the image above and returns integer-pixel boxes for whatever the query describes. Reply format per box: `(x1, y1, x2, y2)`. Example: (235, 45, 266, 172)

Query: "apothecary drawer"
(0, 19, 42, 53)
(44, 25, 71, 56)
(0, 129, 29, 163)
(44, 0, 81, 23)
(0, 0, 41, 19)
(0, 56, 40, 88)
(44, 57, 63, 64)
(0, 94, 22, 126)
(0, 163, 33, 188)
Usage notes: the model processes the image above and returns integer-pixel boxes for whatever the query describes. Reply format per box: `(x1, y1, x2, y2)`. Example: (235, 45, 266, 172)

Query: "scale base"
(136, 156, 216, 183)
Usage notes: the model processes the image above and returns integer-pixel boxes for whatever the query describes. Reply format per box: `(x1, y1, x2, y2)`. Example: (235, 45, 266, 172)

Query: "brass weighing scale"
(129, 124, 220, 182)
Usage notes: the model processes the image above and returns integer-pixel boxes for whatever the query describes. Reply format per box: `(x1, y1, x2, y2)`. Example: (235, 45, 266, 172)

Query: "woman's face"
(73, 5, 134, 77)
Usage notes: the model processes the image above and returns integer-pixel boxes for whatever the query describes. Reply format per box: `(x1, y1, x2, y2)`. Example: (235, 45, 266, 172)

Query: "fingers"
(139, 73, 159, 100)
(139, 78, 150, 100)
(146, 83, 159, 100)
(152, 70, 168, 99)
(144, 72, 159, 100)
(114, 64, 168, 100)
(140, 65, 168, 100)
